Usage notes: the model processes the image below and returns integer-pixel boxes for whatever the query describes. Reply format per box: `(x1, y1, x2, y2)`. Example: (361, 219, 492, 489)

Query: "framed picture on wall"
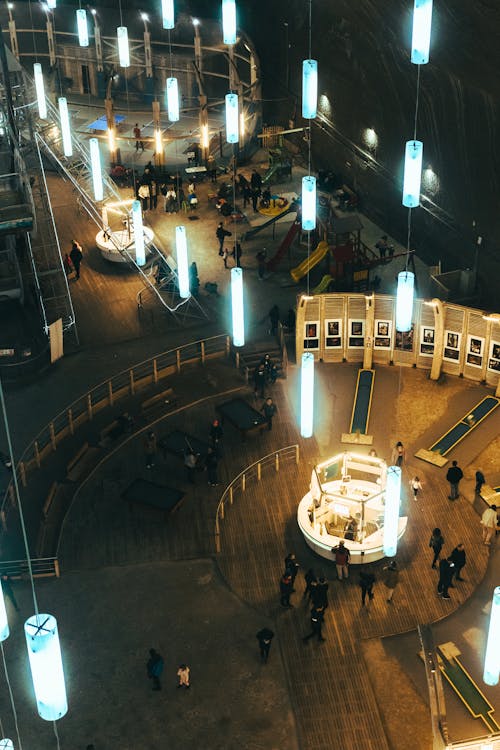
(325, 319, 342, 348)
(419, 326, 434, 356)
(374, 320, 392, 349)
(348, 320, 364, 348)
(443, 330, 461, 362)
(466, 335, 484, 368)
(487, 341, 500, 372)
(395, 326, 414, 351)
(303, 321, 319, 350)
(443, 347, 460, 361)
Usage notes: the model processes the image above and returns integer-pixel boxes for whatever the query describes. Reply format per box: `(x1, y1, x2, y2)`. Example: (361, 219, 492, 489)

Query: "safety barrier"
(0, 557, 59, 578)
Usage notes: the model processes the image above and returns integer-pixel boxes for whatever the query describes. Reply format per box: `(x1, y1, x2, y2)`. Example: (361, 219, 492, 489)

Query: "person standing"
(302, 605, 325, 643)
(284, 553, 300, 588)
(475, 470, 486, 495)
(233, 242, 243, 268)
(331, 540, 350, 580)
(134, 123, 144, 152)
(177, 664, 190, 689)
(303, 569, 317, 602)
(375, 235, 388, 259)
(279, 572, 293, 608)
(250, 170, 262, 193)
(144, 431, 157, 469)
(446, 460, 463, 500)
(410, 476, 423, 500)
(481, 504, 498, 546)
(359, 570, 375, 607)
(312, 575, 329, 609)
(253, 363, 266, 399)
(150, 179, 157, 210)
(146, 648, 164, 691)
(429, 528, 445, 568)
(206, 447, 219, 487)
(138, 182, 150, 212)
(450, 543, 466, 580)
(209, 419, 223, 454)
(216, 222, 231, 255)
(383, 560, 399, 603)
(437, 557, 455, 599)
(1, 574, 19, 611)
(70, 240, 83, 280)
(261, 397, 277, 431)
(256, 627, 274, 663)
(391, 441, 405, 468)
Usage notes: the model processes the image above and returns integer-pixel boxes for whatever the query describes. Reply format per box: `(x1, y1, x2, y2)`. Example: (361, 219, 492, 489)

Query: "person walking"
(70, 240, 83, 280)
(446, 460, 463, 500)
(134, 123, 144, 152)
(359, 570, 375, 607)
(146, 648, 164, 691)
(261, 398, 277, 431)
(450, 543, 466, 580)
(475, 470, 486, 495)
(391, 441, 405, 468)
(233, 242, 243, 268)
(284, 553, 300, 588)
(256, 627, 274, 663)
(209, 419, 223, 454)
(302, 605, 325, 643)
(303, 569, 317, 602)
(279, 572, 294, 608)
(429, 528, 445, 568)
(144, 431, 157, 469)
(331, 540, 350, 580)
(383, 560, 399, 603)
(481, 504, 498, 546)
(177, 664, 190, 688)
(1, 574, 20, 611)
(410, 476, 423, 500)
(216, 222, 231, 255)
(437, 557, 455, 599)
(205, 447, 219, 486)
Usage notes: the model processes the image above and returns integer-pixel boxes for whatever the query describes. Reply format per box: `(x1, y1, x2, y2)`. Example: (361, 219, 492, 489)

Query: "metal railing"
(214, 444, 299, 553)
(0, 557, 59, 578)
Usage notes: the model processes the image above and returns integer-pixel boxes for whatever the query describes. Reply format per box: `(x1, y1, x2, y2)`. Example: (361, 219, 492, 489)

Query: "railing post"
(8, 484, 15, 507)
(201, 340, 205, 364)
(68, 408, 74, 436)
(229, 486, 234, 505)
(275, 453, 279, 472)
(49, 422, 56, 450)
(244, 366, 249, 385)
(176, 349, 181, 373)
(54, 558, 60, 578)
(19, 461, 27, 487)
(108, 380, 114, 406)
(235, 351, 240, 369)
(87, 393, 93, 420)
(257, 462, 261, 480)
(153, 359, 158, 384)
(295, 444, 300, 464)
(225, 335, 230, 356)
(0, 510, 6, 532)
(129, 369, 135, 396)
(242, 473, 246, 491)
(34, 441, 41, 468)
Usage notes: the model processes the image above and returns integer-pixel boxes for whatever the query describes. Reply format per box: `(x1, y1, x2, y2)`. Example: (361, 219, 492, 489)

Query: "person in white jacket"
(481, 504, 498, 545)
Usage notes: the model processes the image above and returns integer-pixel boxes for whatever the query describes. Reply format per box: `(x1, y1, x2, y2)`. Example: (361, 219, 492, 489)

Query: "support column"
(194, 22, 202, 77)
(199, 94, 208, 162)
(363, 294, 375, 369)
(47, 18, 56, 67)
(430, 299, 445, 381)
(152, 100, 164, 169)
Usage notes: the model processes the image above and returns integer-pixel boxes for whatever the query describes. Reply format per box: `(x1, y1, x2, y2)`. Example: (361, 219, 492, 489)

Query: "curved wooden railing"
(214, 444, 299, 553)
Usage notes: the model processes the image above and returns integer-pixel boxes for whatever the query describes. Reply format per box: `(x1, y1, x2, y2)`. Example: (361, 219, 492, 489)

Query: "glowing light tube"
(58, 97, 72, 157)
(33, 63, 47, 120)
(302, 59, 318, 119)
(484, 586, 500, 686)
(300, 352, 314, 438)
(175, 226, 190, 299)
(0, 581, 9, 641)
(402, 140, 423, 208)
(411, 0, 433, 65)
(76, 9, 89, 47)
(89, 138, 103, 202)
(166, 77, 179, 123)
(25, 614, 68, 721)
(222, 0, 236, 45)
(161, 0, 174, 29)
(225, 93, 239, 144)
(383, 465, 401, 557)
(302, 175, 316, 231)
(0, 740, 14, 750)
(47, 0, 56, 8)
(117, 26, 130, 68)
(231, 267, 244, 347)
(396, 271, 415, 332)
(132, 200, 145, 266)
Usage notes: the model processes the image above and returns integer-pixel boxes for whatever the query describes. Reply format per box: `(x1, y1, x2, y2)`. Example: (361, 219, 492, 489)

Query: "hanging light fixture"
(302, 59, 318, 119)
(230, 267, 244, 347)
(76, 8, 89, 47)
(484, 586, 500, 686)
(383, 465, 401, 557)
(89, 138, 103, 202)
(166, 77, 179, 122)
(131, 200, 145, 266)
(225, 93, 239, 144)
(402, 139, 423, 208)
(411, 0, 433, 65)
(302, 175, 316, 231)
(300, 352, 314, 438)
(0, 580, 10, 641)
(161, 0, 174, 29)
(47, 0, 56, 8)
(33, 63, 47, 119)
(25, 614, 68, 721)
(175, 226, 190, 299)
(222, 0, 236, 45)
(0, 740, 13, 750)
(117, 26, 130, 68)
(395, 271, 415, 332)
(58, 97, 72, 157)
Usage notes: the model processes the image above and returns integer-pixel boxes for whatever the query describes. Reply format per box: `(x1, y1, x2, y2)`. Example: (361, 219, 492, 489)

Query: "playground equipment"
(312, 274, 333, 294)
(266, 221, 301, 272)
(290, 241, 329, 283)
(241, 205, 296, 241)
(341, 369, 375, 445)
(262, 146, 292, 185)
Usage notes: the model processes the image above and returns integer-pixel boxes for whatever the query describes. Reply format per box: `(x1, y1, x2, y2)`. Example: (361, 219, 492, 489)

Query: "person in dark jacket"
(429, 528, 445, 569)
(311, 575, 329, 609)
(253, 364, 266, 399)
(256, 627, 274, 662)
(383, 560, 399, 603)
(261, 397, 277, 431)
(216, 222, 231, 255)
(284, 553, 300, 587)
(209, 419, 223, 453)
(302, 605, 325, 643)
(438, 558, 455, 599)
(475, 470, 486, 495)
(1, 574, 19, 611)
(450, 543, 466, 580)
(446, 460, 464, 500)
(359, 570, 375, 607)
(70, 240, 83, 280)
(146, 648, 164, 690)
(279, 572, 293, 608)
(303, 569, 317, 602)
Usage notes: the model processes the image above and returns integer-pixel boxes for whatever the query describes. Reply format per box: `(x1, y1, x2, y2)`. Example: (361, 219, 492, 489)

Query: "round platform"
(96, 227, 154, 264)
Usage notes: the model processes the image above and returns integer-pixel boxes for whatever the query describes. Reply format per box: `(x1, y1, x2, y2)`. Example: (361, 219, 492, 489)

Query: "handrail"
(0, 557, 59, 578)
(214, 444, 299, 553)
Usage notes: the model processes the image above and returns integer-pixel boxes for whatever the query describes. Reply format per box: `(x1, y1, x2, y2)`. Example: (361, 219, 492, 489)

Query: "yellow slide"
(290, 241, 329, 283)
(312, 274, 333, 294)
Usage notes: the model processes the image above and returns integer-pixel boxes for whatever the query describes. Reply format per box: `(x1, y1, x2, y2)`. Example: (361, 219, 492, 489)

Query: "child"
(410, 476, 423, 500)
(177, 664, 190, 689)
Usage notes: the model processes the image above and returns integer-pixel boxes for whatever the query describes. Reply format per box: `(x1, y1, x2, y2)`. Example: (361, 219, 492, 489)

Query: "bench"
(66, 442, 102, 483)
(141, 387, 177, 419)
(480, 485, 500, 504)
(36, 484, 70, 557)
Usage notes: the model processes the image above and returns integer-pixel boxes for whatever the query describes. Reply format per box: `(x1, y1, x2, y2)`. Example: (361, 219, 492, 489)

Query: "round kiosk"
(297, 452, 408, 564)
(96, 225, 154, 264)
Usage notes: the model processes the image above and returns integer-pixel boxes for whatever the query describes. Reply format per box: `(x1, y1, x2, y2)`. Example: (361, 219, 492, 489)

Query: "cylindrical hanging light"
(89, 138, 103, 202)
(0, 740, 14, 750)
(300, 352, 314, 438)
(484, 586, 500, 686)
(33, 63, 47, 120)
(161, 0, 174, 29)
(132, 200, 145, 266)
(25, 614, 68, 721)
(222, 0, 236, 45)
(166, 77, 179, 122)
(76, 8, 89, 47)
(230, 267, 244, 347)
(411, 0, 433, 65)
(383, 465, 401, 557)
(302, 175, 316, 231)
(302, 59, 318, 119)
(117, 26, 130, 68)
(225, 93, 239, 144)
(47, 0, 56, 8)
(58, 97, 72, 157)
(175, 226, 190, 299)
(396, 271, 415, 332)
(402, 139, 423, 208)
(0, 581, 10, 642)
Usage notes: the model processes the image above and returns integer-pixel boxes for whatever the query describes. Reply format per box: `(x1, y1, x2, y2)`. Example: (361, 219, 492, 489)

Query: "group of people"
(253, 354, 279, 398)
(146, 648, 190, 691)
(215, 222, 242, 268)
(429, 529, 467, 599)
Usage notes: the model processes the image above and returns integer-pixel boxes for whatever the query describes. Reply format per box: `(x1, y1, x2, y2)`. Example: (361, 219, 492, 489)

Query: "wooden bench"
(66, 442, 101, 483)
(141, 387, 177, 419)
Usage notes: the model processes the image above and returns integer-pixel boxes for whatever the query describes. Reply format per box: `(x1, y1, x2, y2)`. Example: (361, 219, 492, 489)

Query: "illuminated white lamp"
(0, 740, 14, 750)
(47, 0, 56, 8)
(117, 26, 130, 68)
(166, 77, 179, 122)
(162, 0, 174, 29)
(200, 124, 209, 149)
(402, 139, 423, 208)
(175, 226, 190, 299)
(0, 581, 9, 641)
(411, 0, 433, 65)
(383, 465, 401, 557)
(302, 59, 318, 119)
(89, 138, 103, 202)
(302, 175, 316, 231)
(132, 199, 145, 266)
(300, 352, 314, 438)
(154, 128, 162, 154)
(58, 97, 72, 157)
(396, 271, 415, 332)
(225, 93, 239, 144)
(230, 267, 244, 347)
(76, 8, 88, 47)
(24, 614, 68, 721)
(222, 0, 236, 45)
(484, 586, 500, 686)
(33, 63, 47, 120)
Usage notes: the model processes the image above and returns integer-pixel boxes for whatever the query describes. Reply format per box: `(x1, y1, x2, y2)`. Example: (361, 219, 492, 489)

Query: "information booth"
(297, 452, 407, 564)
